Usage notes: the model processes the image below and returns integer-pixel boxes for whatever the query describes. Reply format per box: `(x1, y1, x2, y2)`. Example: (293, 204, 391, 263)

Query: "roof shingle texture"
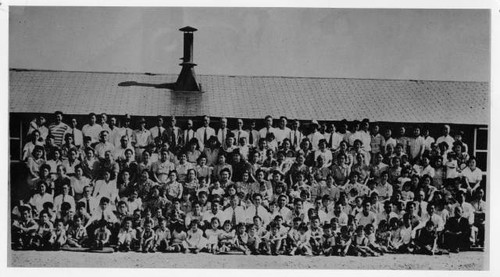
(9, 70, 489, 125)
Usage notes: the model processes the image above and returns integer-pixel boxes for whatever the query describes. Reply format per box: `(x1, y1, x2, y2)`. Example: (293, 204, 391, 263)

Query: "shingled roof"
(9, 69, 489, 125)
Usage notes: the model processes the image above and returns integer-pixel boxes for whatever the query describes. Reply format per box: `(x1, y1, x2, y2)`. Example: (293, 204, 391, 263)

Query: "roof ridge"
(9, 68, 488, 84)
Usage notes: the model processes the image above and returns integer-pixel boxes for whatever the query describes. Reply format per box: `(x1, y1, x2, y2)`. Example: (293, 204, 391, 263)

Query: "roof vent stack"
(174, 26, 201, 92)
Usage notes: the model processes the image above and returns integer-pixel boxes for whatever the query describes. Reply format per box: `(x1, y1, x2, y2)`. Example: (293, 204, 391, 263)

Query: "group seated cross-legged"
(12, 112, 486, 255)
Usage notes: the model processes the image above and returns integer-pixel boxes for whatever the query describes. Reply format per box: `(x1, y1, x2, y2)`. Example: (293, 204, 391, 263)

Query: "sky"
(9, 7, 490, 82)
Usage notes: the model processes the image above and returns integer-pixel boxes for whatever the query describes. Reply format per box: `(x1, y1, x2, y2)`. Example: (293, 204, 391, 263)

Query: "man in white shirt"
(94, 130, 115, 159)
(383, 128, 397, 152)
(149, 115, 165, 141)
(99, 113, 111, 133)
(182, 119, 196, 147)
(325, 122, 343, 151)
(274, 116, 291, 146)
(120, 114, 134, 144)
(307, 120, 324, 151)
(259, 115, 276, 141)
(53, 184, 76, 213)
(82, 113, 103, 145)
(288, 119, 304, 151)
(246, 120, 260, 149)
(436, 124, 455, 149)
(216, 117, 230, 146)
(132, 117, 152, 160)
(78, 186, 99, 216)
(113, 135, 135, 162)
(202, 200, 226, 225)
(223, 195, 247, 225)
(107, 117, 123, 148)
(232, 118, 249, 145)
(195, 115, 216, 151)
(245, 194, 270, 225)
(271, 195, 293, 225)
(64, 117, 83, 148)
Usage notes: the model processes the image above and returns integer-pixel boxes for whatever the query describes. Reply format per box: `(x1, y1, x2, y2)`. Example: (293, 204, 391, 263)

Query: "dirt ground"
(8, 250, 487, 270)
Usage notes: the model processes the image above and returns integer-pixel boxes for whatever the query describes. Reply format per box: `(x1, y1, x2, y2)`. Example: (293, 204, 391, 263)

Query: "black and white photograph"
(4, 1, 496, 272)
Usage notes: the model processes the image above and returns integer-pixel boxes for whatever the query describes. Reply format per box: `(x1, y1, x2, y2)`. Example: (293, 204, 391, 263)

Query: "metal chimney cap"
(179, 26, 197, 32)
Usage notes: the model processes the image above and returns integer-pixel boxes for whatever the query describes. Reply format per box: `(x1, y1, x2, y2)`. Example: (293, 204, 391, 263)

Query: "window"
(473, 127, 488, 172)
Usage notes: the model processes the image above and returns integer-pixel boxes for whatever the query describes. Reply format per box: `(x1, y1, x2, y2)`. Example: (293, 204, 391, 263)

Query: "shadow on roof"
(117, 81, 176, 90)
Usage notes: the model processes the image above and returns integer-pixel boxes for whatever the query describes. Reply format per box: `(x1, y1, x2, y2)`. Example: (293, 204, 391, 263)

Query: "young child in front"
(365, 223, 386, 255)
(66, 216, 88, 248)
(337, 225, 353, 256)
(154, 217, 172, 252)
(296, 222, 312, 256)
(204, 217, 222, 254)
(138, 219, 156, 253)
(309, 216, 324, 255)
(33, 210, 54, 250)
(49, 219, 67, 250)
(12, 206, 38, 250)
(352, 225, 378, 256)
(117, 217, 136, 252)
(170, 222, 187, 253)
(415, 220, 438, 255)
(218, 220, 236, 252)
(262, 222, 285, 255)
(246, 224, 261, 255)
(92, 219, 111, 250)
(322, 223, 337, 256)
(285, 217, 302, 255)
(185, 219, 206, 253)
(234, 223, 251, 255)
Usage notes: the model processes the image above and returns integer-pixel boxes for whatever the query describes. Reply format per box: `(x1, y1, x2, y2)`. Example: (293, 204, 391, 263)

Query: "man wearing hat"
(132, 117, 152, 161)
(307, 120, 325, 151)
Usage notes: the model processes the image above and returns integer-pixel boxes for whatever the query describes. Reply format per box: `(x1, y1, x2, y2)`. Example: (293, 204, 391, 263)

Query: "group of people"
(11, 111, 486, 256)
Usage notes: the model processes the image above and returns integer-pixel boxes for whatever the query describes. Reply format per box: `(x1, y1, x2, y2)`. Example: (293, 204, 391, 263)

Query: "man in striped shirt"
(48, 111, 70, 147)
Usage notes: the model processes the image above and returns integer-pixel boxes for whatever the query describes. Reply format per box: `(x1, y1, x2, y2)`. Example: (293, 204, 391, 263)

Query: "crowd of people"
(11, 111, 486, 256)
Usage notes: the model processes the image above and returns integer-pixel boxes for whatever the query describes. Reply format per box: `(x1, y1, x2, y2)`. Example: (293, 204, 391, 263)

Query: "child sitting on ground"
(185, 219, 206, 253)
(170, 222, 187, 253)
(322, 223, 337, 256)
(138, 219, 156, 253)
(49, 219, 67, 250)
(33, 210, 54, 250)
(262, 221, 286, 255)
(218, 220, 236, 253)
(234, 223, 251, 255)
(154, 217, 171, 252)
(204, 217, 222, 254)
(66, 216, 88, 248)
(296, 222, 312, 256)
(352, 225, 378, 256)
(92, 219, 111, 250)
(246, 224, 261, 255)
(415, 220, 438, 255)
(117, 217, 136, 252)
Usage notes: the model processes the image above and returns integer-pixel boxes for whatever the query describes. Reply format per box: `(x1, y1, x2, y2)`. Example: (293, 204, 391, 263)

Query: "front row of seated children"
(12, 199, 474, 256)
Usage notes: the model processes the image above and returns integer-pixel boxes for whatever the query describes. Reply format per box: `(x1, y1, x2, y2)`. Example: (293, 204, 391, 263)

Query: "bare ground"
(8, 250, 487, 270)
